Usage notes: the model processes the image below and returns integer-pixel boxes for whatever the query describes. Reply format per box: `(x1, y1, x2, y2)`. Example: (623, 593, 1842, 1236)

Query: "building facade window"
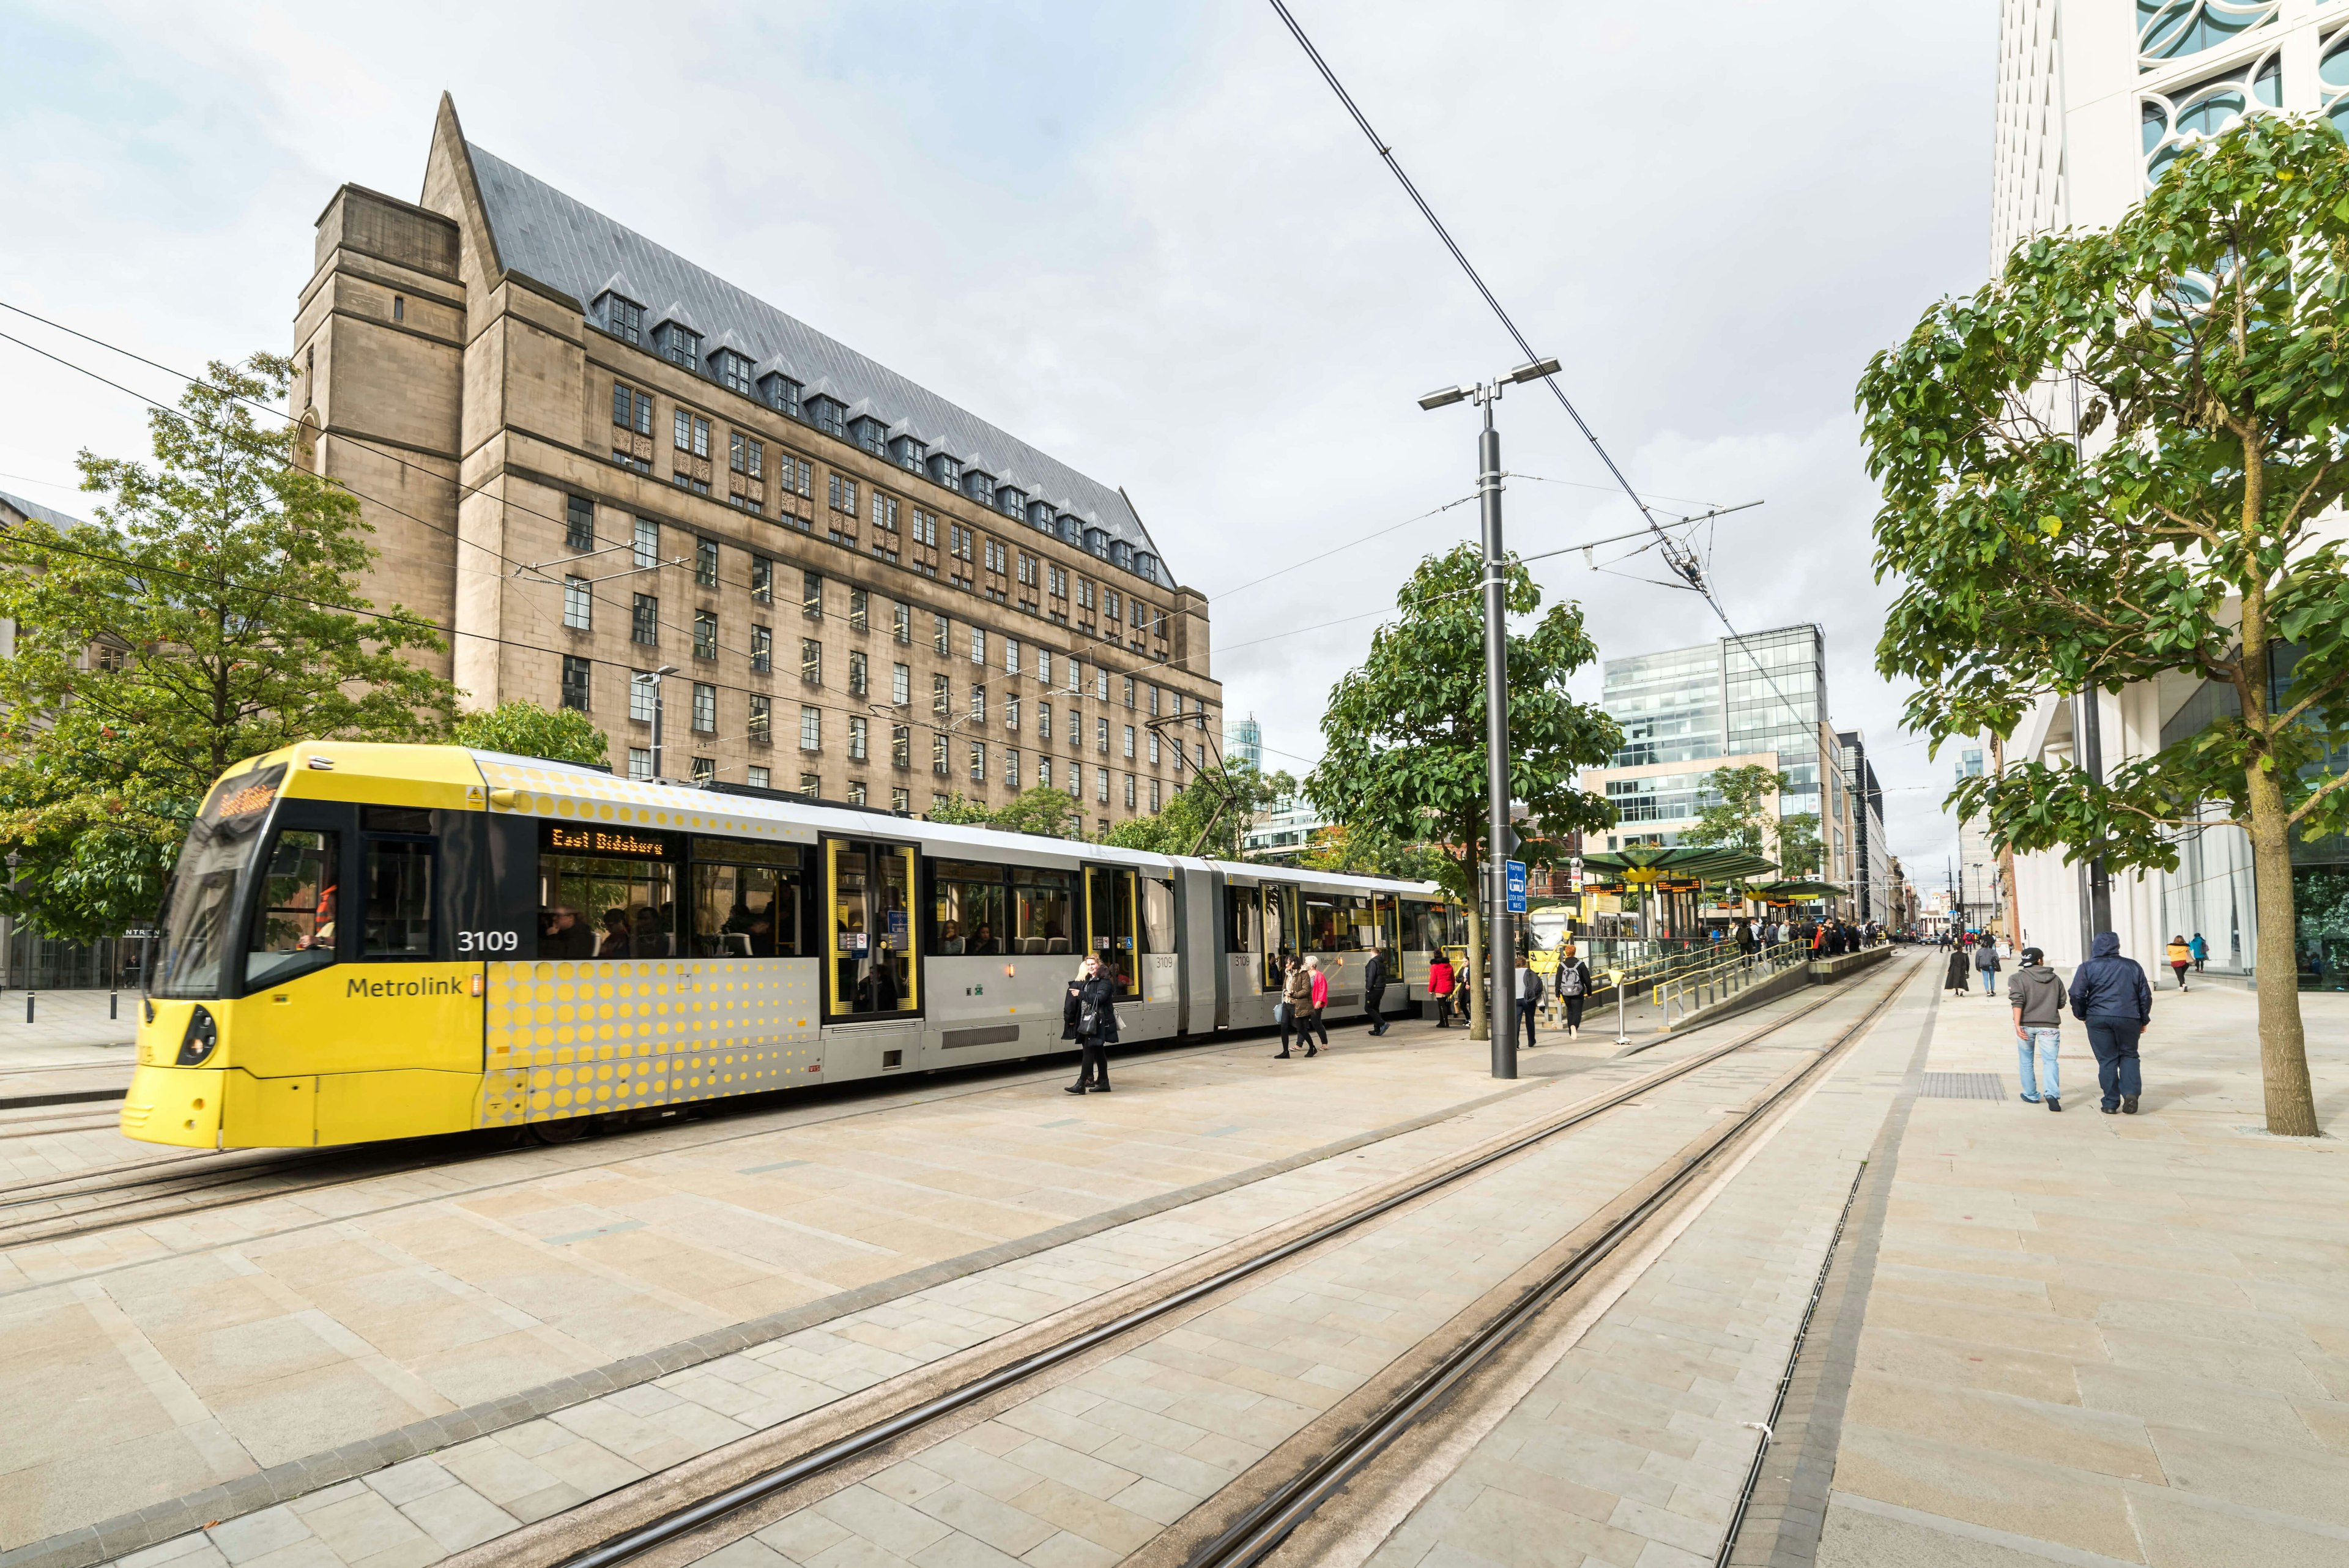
(674, 409, 711, 457)
(801, 639, 822, 685)
(691, 757, 714, 784)
(631, 594, 659, 646)
(659, 321, 701, 368)
(1123, 725, 1135, 759)
(716, 349, 753, 395)
(560, 655, 592, 712)
(1097, 717, 1110, 754)
(566, 495, 595, 552)
(894, 600, 911, 643)
(730, 431, 763, 477)
(1038, 701, 1053, 741)
(892, 724, 910, 769)
(631, 674, 658, 724)
(848, 715, 869, 761)
(629, 747, 653, 781)
(633, 518, 659, 570)
(606, 297, 644, 344)
(970, 626, 985, 664)
(912, 510, 938, 547)
(750, 625, 771, 674)
(933, 673, 950, 715)
(801, 706, 822, 751)
(828, 474, 859, 514)
(695, 537, 719, 587)
(933, 734, 949, 776)
(892, 662, 911, 706)
(970, 743, 986, 784)
(849, 587, 868, 631)
(892, 786, 910, 812)
(1149, 778, 1162, 812)
(971, 684, 987, 726)
(613, 383, 653, 434)
(803, 571, 823, 618)
(692, 610, 718, 661)
(848, 650, 868, 697)
(801, 771, 821, 797)
(1096, 767, 1110, 804)
(564, 576, 592, 631)
(751, 556, 773, 603)
(749, 694, 771, 745)
(1124, 774, 1136, 809)
(749, 765, 770, 789)
(692, 682, 716, 733)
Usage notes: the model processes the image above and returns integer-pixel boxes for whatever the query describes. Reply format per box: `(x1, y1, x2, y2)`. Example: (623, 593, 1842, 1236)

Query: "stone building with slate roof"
(291, 95, 1217, 826)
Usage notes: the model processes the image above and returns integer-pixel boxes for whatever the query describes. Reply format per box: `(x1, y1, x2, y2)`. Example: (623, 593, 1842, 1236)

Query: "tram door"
(1260, 883, 1296, 992)
(826, 839, 919, 1018)
(1373, 896, 1403, 964)
(1084, 868, 1141, 1000)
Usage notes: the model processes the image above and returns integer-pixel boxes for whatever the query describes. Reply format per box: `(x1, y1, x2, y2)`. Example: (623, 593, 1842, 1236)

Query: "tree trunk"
(2244, 765, 2319, 1135)
(1988, 733, 2022, 944)
(1465, 904, 1489, 1041)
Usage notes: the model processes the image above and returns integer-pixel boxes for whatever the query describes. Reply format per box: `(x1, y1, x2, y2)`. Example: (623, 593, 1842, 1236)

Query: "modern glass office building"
(1587, 625, 1859, 905)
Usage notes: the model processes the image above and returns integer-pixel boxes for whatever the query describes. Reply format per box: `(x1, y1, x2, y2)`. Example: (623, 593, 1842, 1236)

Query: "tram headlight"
(176, 1005, 219, 1066)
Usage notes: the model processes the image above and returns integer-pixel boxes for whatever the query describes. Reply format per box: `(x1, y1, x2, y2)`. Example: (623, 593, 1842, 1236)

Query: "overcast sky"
(0, 0, 1995, 891)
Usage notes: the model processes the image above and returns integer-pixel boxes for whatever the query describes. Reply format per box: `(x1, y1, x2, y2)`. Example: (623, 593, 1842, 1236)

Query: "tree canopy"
(1104, 761, 1292, 858)
(0, 354, 459, 942)
(449, 700, 610, 767)
(1307, 543, 1619, 1034)
(1857, 113, 2349, 1134)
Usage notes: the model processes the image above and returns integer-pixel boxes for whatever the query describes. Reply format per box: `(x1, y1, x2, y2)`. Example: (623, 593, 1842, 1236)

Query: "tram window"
(1304, 893, 1374, 952)
(153, 762, 284, 998)
(362, 804, 432, 835)
(689, 842, 803, 957)
(1141, 877, 1175, 954)
(1261, 885, 1291, 991)
(541, 852, 677, 959)
(1011, 869, 1074, 954)
(930, 860, 1006, 954)
(1225, 887, 1260, 954)
(1404, 902, 1434, 951)
(246, 829, 339, 987)
(362, 841, 434, 957)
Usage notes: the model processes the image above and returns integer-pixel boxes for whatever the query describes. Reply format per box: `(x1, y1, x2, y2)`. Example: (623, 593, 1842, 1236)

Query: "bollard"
(110, 990, 119, 1020)
(24, 991, 33, 1024)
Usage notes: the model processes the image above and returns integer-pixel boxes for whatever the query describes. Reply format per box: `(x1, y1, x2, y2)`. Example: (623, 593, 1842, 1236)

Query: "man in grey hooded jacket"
(2007, 947, 2066, 1111)
(2069, 931, 2153, 1114)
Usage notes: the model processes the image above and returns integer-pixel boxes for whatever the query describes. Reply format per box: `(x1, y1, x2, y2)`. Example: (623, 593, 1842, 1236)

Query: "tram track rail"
(475, 956, 1920, 1568)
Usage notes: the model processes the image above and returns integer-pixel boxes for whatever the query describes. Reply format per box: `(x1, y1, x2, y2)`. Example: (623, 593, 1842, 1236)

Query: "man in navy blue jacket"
(2069, 931, 2153, 1114)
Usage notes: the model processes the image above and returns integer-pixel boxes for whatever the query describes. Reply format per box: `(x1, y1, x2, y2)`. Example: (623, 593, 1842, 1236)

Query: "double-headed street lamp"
(1419, 354, 1560, 1081)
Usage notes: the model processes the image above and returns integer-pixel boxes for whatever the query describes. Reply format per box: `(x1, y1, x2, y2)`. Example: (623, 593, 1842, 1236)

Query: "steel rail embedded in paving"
(541, 959, 1918, 1568)
(1184, 957, 1918, 1568)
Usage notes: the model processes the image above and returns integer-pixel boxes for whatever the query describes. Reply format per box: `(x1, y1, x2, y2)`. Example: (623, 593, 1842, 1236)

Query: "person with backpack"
(2189, 932, 2208, 972)
(1974, 933, 2003, 995)
(1514, 951, 1542, 1050)
(1062, 956, 1119, 1094)
(1360, 946, 1390, 1036)
(1554, 944, 1592, 1038)
(1428, 951, 1457, 1028)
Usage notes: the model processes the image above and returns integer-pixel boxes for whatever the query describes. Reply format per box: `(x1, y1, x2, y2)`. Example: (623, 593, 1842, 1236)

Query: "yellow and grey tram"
(124, 744, 1456, 1148)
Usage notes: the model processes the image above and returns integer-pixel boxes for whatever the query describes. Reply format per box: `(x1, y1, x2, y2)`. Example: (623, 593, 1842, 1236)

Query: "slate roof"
(463, 143, 1170, 584)
(0, 490, 83, 530)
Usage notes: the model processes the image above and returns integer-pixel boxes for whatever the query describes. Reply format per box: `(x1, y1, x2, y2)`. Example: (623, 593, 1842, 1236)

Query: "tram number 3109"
(456, 931, 522, 954)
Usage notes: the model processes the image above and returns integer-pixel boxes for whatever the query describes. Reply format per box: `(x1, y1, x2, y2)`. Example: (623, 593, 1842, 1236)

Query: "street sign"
(1505, 860, 1527, 914)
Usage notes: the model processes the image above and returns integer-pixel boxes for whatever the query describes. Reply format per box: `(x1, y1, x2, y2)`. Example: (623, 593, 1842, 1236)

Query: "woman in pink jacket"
(1299, 954, 1332, 1053)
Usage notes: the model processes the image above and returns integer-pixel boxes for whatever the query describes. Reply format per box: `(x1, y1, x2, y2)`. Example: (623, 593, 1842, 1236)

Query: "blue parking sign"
(1505, 860, 1527, 914)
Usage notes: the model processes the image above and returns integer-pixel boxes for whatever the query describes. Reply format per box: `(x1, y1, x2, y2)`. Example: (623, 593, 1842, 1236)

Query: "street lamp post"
(1419, 355, 1559, 1081)
(640, 666, 679, 779)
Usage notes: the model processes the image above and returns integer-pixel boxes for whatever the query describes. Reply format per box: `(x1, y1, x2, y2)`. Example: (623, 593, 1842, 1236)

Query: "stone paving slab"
(0, 1001, 1797, 1563)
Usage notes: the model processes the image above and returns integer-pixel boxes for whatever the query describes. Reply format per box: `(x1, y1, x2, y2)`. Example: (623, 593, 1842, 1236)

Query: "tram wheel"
(529, 1115, 594, 1145)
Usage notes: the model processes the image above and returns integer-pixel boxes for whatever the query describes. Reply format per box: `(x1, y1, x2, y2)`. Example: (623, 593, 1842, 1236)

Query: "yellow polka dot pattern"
(474, 957, 822, 1128)
(473, 758, 822, 846)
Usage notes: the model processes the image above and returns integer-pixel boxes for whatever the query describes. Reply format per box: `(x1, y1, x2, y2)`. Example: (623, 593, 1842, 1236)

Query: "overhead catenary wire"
(1263, 2, 1821, 757)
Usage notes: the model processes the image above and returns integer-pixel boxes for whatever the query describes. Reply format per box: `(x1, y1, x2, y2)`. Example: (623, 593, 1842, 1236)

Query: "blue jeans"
(2016, 1028, 2060, 1101)
(1977, 967, 1998, 993)
(2084, 1019, 2143, 1109)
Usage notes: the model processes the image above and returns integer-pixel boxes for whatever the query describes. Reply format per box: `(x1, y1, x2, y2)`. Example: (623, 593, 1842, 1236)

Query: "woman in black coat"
(1945, 942, 1971, 995)
(1063, 956, 1121, 1094)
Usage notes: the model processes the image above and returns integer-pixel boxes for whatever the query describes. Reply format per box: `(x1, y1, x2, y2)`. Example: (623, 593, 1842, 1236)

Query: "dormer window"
(997, 487, 1025, 519)
(850, 416, 889, 456)
(806, 396, 847, 439)
(759, 371, 801, 418)
(1110, 540, 1135, 572)
(889, 434, 926, 472)
(1085, 527, 1110, 560)
(713, 349, 754, 396)
(598, 292, 644, 345)
(656, 321, 702, 370)
(927, 453, 961, 490)
(962, 469, 995, 503)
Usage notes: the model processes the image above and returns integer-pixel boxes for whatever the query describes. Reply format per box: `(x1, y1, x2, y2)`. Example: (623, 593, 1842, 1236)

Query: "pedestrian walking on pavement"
(1428, 952, 1457, 1028)
(2189, 932, 2208, 972)
(1974, 935, 2003, 995)
(1554, 947, 1591, 1037)
(1360, 946, 1390, 1036)
(1514, 954, 1542, 1051)
(2008, 946, 2066, 1111)
(1063, 956, 1119, 1094)
(1274, 956, 1309, 1057)
(1945, 942, 1970, 996)
(1301, 955, 1330, 1055)
(2070, 931, 2153, 1114)
(2166, 934, 2194, 992)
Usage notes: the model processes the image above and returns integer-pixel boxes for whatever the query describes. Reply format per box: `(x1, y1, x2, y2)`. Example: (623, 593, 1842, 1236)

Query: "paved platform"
(1351, 959, 2349, 1568)
(0, 1003, 1756, 1564)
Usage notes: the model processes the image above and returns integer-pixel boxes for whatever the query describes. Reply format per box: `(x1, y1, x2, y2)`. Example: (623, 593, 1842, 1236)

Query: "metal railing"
(1649, 942, 1808, 1026)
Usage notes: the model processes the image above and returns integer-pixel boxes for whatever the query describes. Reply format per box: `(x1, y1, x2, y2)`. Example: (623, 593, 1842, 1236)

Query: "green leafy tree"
(1776, 812, 1823, 880)
(449, 700, 610, 767)
(1857, 113, 2349, 1134)
(1104, 762, 1293, 857)
(1678, 764, 1787, 858)
(1307, 544, 1620, 1038)
(926, 793, 993, 827)
(990, 787, 1079, 839)
(1297, 820, 1446, 883)
(0, 353, 458, 943)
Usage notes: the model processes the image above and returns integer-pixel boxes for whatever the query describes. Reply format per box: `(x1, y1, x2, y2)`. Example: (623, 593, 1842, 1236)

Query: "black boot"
(1064, 1082, 1088, 1094)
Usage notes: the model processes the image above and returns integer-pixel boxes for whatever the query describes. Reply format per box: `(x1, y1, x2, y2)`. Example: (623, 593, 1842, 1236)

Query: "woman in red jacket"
(1428, 952, 1456, 1028)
